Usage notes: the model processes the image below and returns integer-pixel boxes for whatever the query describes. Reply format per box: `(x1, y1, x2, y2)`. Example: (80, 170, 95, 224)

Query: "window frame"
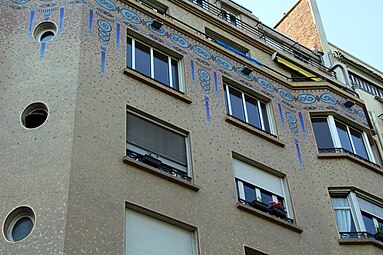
(137, 0, 168, 15)
(330, 189, 383, 237)
(224, 83, 276, 136)
(220, 3, 241, 28)
(125, 205, 198, 255)
(126, 109, 192, 180)
(233, 157, 293, 220)
(127, 35, 185, 93)
(311, 115, 376, 163)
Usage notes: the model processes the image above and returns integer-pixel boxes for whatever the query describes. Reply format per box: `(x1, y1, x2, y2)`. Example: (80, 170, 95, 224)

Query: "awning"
(272, 52, 321, 81)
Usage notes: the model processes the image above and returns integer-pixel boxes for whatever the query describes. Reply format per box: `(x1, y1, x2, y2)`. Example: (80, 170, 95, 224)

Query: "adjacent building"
(1, 0, 382, 254)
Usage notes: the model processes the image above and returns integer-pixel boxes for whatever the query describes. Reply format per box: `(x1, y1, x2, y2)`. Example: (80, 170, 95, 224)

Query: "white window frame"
(225, 84, 276, 135)
(127, 36, 185, 92)
(125, 208, 198, 255)
(233, 158, 292, 218)
(312, 115, 376, 163)
(126, 110, 192, 176)
(330, 190, 383, 235)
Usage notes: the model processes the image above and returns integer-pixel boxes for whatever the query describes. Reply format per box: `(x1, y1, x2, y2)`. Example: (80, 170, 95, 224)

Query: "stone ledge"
(124, 68, 192, 104)
(225, 116, 286, 147)
(318, 153, 382, 174)
(339, 238, 383, 250)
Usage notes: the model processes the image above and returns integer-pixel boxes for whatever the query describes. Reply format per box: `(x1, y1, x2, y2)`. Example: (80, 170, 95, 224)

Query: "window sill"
(317, 153, 382, 174)
(225, 116, 285, 147)
(236, 202, 303, 233)
(339, 238, 383, 250)
(123, 156, 200, 192)
(124, 68, 192, 104)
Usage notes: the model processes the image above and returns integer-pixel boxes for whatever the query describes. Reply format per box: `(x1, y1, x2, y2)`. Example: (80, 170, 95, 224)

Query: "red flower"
(268, 201, 286, 210)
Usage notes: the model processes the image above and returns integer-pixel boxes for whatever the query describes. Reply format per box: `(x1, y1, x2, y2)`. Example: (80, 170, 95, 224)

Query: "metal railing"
(239, 198, 294, 223)
(339, 232, 375, 240)
(319, 148, 380, 168)
(126, 149, 192, 181)
(186, 0, 334, 76)
(133, 0, 347, 86)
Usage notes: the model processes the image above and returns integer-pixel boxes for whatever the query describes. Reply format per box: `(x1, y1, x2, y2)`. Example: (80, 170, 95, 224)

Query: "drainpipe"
(369, 110, 383, 161)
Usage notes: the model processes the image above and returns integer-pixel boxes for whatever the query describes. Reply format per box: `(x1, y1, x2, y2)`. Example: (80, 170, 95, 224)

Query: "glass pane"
(245, 96, 261, 129)
(335, 121, 353, 153)
(127, 37, 132, 68)
(228, 87, 245, 121)
(153, 50, 170, 86)
(260, 102, 271, 133)
(12, 217, 33, 241)
(260, 189, 273, 204)
(171, 59, 179, 91)
(350, 128, 368, 160)
(362, 212, 376, 234)
(135, 41, 151, 77)
(311, 118, 334, 149)
(243, 183, 256, 203)
(333, 209, 356, 233)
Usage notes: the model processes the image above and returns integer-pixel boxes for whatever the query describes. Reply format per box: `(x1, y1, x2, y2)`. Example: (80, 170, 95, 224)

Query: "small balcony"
(318, 148, 380, 168)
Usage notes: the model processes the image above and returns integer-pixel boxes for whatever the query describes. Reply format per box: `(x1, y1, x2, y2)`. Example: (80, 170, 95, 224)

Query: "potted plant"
(267, 201, 287, 219)
(374, 225, 383, 242)
(249, 197, 269, 213)
(141, 151, 162, 168)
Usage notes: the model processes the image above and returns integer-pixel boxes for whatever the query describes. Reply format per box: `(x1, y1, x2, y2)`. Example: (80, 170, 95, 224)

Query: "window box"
(249, 199, 269, 213)
(375, 232, 383, 242)
(268, 205, 287, 219)
(141, 154, 162, 168)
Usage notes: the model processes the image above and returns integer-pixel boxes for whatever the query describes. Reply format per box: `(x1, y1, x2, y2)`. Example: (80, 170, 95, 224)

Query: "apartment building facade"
(1, 0, 382, 254)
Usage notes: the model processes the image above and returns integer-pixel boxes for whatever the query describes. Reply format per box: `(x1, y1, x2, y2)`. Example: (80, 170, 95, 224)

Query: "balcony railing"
(186, 0, 334, 76)
(239, 198, 294, 223)
(339, 231, 376, 240)
(126, 149, 192, 181)
(133, 0, 349, 87)
(319, 148, 380, 168)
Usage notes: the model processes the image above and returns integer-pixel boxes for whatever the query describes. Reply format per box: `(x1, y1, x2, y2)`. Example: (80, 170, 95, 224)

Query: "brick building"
(1, 0, 382, 254)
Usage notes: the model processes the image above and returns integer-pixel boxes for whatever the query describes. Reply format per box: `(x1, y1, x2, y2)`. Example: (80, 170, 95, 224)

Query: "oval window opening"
(33, 22, 57, 43)
(3, 206, 35, 242)
(21, 102, 48, 129)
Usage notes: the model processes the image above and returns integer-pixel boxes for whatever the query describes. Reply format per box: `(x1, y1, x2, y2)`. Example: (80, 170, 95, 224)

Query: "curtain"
(332, 197, 353, 232)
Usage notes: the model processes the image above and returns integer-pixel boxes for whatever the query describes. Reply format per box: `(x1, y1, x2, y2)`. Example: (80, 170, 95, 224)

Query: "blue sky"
(232, 0, 383, 72)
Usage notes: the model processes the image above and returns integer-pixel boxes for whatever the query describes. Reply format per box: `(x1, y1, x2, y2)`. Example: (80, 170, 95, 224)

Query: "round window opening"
(3, 206, 35, 242)
(33, 22, 57, 43)
(21, 102, 48, 129)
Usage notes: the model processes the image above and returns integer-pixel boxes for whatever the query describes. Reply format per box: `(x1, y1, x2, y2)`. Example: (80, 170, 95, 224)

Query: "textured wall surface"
(1, 0, 382, 254)
(275, 0, 323, 53)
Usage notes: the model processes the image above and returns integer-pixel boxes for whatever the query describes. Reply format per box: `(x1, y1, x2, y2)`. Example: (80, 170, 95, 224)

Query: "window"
(245, 246, 268, 255)
(191, 0, 206, 8)
(137, 0, 168, 15)
(205, 28, 249, 55)
(330, 190, 383, 241)
(220, 3, 241, 27)
(224, 84, 275, 135)
(126, 36, 184, 92)
(126, 110, 191, 181)
(233, 158, 293, 221)
(3, 206, 35, 242)
(125, 208, 197, 255)
(311, 116, 376, 164)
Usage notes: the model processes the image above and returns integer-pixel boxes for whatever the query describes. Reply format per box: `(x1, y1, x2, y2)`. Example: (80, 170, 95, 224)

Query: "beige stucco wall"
(1, 0, 383, 254)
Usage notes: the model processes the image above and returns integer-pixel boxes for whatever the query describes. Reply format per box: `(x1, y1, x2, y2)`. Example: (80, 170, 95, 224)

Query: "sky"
(231, 0, 383, 72)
